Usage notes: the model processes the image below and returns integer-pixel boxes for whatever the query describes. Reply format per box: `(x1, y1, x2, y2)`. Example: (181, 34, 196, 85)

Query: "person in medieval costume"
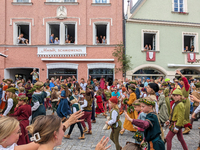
(176, 70, 192, 134)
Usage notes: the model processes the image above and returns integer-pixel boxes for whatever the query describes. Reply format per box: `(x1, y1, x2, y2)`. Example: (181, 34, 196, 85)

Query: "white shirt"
(194, 104, 200, 114)
(0, 143, 17, 150)
(80, 83, 87, 91)
(81, 99, 88, 110)
(2, 91, 6, 102)
(3, 98, 13, 116)
(108, 109, 118, 127)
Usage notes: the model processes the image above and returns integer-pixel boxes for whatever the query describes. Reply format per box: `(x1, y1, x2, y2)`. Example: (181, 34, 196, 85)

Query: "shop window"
(48, 69, 77, 79)
(49, 24, 60, 44)
(65, 24, 75, 44)
(142, 30, 159, 51)
(89, 69, 113, 82)
(95, 24, 107, 44)
(183, 32, 198, 52)
(16, 24, 30, 45)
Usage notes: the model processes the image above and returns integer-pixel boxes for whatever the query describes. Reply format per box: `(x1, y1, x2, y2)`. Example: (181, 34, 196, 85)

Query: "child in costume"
(124, 97, 165, 150)
(1, 87, 18, 116)
(162, 82, 171, 115)
(57, 84, 72, 121)
(80, 87, 94, 134)
(146, 83, 159, 114)
(104, 87, 112, 113)
(165, 89, 188, 150)
(0, 79, 13, 112)
(10, 94, 31, 145)
(120, 84, 138, 134)
(158, 87, 169, 126)
(64, 96, 85, 139)
(132, 99, 146, 145)
(30, 81, 47, 122)
(51, 86, 59, 115)
(190, 82, 200, 125)
(119, 87, 128, 115)
(95, 90, 107, 118)
(106, 96, 122, 150)
(17, 87, 25, 97)
(169, 83, 176, 109)
(176, 70, 192, 134)
(44, 86, 51, 110)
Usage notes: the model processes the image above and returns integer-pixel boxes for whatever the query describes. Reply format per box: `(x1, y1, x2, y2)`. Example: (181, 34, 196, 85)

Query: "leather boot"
(83, 127, 88, 133)
(64, 134, 70, 139)
(182, 127, 190, 134)
(78, 134, 85, 139)
(86, 130, 92, 134)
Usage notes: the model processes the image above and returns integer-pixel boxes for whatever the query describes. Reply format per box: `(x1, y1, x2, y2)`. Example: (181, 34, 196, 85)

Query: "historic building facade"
(0, 0, 123, 82)
(126, 0, 200, 80)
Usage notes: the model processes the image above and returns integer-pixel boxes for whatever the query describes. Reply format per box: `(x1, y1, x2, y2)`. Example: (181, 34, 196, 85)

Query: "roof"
(130, 0, 145, 14)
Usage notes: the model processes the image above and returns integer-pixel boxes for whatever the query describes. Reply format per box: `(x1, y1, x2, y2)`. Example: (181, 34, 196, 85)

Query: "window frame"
(13, 22, 31, 45)
(182, 32, 198, 53)
(46, 0, 77, 2)
(46, 21, 77, 45)
(172, 0, 188, 13)
(93, 0, 110, 3)
(141, 29, 159, 51)
(13, 0, 31, 2)
(93, 22, 110, 45)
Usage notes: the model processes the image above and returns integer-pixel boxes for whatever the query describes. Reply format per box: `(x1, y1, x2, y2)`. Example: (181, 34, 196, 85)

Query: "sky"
(124, 0, 138, 14)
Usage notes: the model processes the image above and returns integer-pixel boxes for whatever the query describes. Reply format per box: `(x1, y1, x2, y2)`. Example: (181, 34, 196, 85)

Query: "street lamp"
(0, 53, 7, 58)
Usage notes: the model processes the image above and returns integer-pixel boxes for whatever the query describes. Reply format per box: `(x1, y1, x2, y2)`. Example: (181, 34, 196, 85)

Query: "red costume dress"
(95, 95, 104, 114)
(10, 104, 32, 145)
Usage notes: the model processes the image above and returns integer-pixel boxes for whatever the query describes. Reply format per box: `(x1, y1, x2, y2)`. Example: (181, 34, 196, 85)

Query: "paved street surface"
(47, 110, 199, 150)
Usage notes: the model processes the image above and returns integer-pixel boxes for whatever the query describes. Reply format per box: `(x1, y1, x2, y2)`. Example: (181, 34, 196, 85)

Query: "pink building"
(0, 0, 123, 83)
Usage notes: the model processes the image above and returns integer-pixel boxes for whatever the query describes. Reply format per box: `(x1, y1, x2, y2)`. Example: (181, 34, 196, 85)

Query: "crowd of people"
(49, 34, 75, 44)
(0, 70, 200, 150)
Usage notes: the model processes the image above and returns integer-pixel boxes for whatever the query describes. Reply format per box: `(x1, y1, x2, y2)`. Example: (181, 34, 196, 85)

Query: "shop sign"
(37, 46, 87, 57)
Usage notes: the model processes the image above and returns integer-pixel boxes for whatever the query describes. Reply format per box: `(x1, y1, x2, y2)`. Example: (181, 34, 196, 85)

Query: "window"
(89, 69, 113, 82)
(142, 30, 159, 51)
(94, 0, 108, 3)
(49, 24, 60, 44)
(47, 0, 76, 2)
(174, 0, 184, 12)
(93, 23, 110, 45)
(65, 24, 75, 44)
(48, 68, 77, 79)
(172, 0, 188, 13)
(47, 22, 77, 45)
(183, 32, 198, 52)
(14, 23, 30, 45)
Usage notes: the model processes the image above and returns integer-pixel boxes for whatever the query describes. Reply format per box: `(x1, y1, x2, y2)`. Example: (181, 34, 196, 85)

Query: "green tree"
(112, 43, 132, 74)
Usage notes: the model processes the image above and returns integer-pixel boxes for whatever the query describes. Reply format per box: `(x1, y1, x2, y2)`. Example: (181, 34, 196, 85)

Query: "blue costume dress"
(31, 91, 47, 122)
(57, 90, 72, 118)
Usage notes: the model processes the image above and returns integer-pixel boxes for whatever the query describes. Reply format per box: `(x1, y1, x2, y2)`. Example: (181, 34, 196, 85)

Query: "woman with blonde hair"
(0, 117, 39, 150)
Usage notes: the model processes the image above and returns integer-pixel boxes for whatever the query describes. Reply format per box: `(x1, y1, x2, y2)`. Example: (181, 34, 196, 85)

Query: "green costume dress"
(164, 88, 171, 115)
(31, 91, 47, 122)
(181, 87, 190, 126)
(158, 94, 169, 124)
(145, 112, 165, 150)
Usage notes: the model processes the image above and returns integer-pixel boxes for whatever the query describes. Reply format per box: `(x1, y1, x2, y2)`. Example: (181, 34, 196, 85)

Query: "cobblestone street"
(47, 110, 200, 150)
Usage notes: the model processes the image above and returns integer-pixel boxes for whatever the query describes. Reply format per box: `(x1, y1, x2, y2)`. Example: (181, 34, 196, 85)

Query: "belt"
(40, 104, 43, 105)
(151, 136, 161, 143)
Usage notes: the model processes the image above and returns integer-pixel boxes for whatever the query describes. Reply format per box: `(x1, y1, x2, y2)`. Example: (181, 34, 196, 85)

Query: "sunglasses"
(63, 125, 67, 132)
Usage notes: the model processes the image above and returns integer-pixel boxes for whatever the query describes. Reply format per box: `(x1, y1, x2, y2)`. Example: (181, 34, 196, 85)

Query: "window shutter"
(184, 0, 188, 12)
(172, 0, 174, 11)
